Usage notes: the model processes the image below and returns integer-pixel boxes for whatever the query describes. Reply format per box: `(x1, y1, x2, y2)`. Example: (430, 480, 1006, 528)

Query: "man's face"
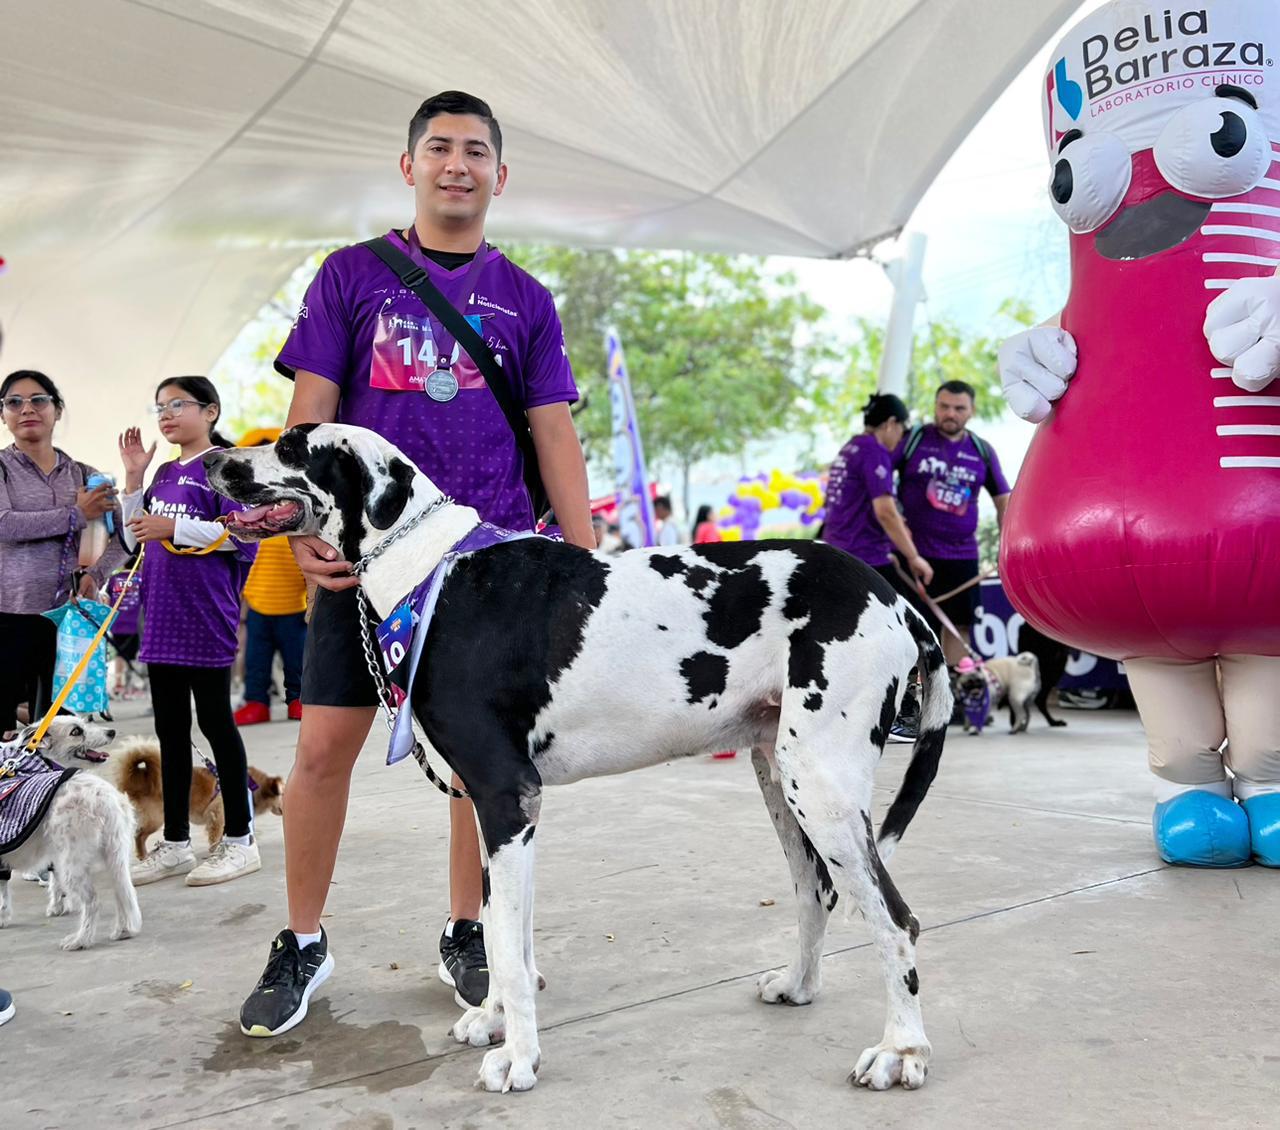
(400, 113, 507, 226)
(934, 391, 974, 437)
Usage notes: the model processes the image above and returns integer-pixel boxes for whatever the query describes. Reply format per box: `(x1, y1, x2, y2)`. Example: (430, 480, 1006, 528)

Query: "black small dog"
(1014, 623, 1070, 727)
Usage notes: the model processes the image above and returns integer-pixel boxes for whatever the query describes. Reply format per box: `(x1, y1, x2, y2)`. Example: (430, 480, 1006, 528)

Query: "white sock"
(292, 929, 322, 949)
(444, 918, 457, 938)
(224, 833, 253, 847)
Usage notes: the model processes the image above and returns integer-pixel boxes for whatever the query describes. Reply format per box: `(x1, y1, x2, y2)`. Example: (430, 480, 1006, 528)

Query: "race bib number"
(368, 308, 483, 392)
(925, 473, 973, 516)
(374, 599, 416, 703)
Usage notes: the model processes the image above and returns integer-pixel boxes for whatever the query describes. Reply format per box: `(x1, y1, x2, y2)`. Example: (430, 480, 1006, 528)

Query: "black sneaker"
(438, 918, 489, 1008)
(886, 688, 920, 744)
(239, 928, 334, 1037)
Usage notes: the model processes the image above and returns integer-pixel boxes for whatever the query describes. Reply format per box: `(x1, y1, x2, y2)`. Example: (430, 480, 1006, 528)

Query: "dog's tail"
(878, 603, 950, 861)
(104, 738, 161, 795)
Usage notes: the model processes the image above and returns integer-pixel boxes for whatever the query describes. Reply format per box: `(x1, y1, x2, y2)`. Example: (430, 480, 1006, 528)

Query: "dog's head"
(10, 715, 117, 763)
(249, 768, 285, 816)
(953, 669, 990, 700)
(204, 423, 433, 563)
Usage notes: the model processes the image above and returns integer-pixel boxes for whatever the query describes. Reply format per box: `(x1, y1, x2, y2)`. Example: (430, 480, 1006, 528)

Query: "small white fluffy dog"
(0, 717, 141, 950)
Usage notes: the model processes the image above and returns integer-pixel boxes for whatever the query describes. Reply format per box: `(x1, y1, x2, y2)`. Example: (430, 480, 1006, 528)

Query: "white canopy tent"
(0, 0, 1078, 465)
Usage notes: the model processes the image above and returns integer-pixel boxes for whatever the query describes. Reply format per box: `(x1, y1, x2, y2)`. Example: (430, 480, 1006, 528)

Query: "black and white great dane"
(205, 423, 951, 1095)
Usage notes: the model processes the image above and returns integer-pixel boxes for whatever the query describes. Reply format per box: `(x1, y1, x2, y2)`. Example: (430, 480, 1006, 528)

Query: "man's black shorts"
(300, 587, 381, 708)
(922, 557, 980, 628)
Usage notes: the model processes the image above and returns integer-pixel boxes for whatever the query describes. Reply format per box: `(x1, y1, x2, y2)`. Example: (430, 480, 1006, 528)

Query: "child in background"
(234, 428, 307, 726)
(120, 376, 260, 887)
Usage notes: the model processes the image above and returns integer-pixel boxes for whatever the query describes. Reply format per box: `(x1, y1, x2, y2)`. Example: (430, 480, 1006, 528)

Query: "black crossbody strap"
(360, 237, 549, 517)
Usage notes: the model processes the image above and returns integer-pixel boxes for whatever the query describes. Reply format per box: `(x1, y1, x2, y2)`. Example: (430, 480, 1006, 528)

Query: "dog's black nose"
(104, 729, 116, 740)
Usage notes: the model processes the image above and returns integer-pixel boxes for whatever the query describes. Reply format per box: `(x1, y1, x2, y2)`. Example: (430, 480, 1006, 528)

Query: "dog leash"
(928, 568, 996, 607)
(892, 558, 981, 661)
(24, 547, 146, 753)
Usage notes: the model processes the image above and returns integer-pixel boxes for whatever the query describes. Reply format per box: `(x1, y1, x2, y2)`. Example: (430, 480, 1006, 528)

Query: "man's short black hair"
(407, 91, 502, 163)
(937, 379, 976, 402)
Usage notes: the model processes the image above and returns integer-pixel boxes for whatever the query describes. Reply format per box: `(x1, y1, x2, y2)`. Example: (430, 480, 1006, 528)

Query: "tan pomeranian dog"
(104, 737, 284, 859)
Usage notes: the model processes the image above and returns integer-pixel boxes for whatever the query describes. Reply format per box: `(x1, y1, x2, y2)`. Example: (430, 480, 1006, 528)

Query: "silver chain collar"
(351, 495, 468, 800)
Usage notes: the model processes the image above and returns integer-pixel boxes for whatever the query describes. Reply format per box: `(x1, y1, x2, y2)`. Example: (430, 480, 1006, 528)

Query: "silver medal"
(426, 368, 459, 403)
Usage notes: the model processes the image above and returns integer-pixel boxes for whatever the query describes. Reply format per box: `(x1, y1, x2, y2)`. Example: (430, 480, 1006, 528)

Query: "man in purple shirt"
(238, 91, 594, 1039)
(893, 380, 1011, 666)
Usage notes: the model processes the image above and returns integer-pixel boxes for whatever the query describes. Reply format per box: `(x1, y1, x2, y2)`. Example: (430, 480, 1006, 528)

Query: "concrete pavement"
(3, 702, 1276, 1129)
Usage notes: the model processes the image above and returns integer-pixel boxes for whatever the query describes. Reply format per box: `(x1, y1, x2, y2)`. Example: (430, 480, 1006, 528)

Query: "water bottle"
(79, 472, 115, 568)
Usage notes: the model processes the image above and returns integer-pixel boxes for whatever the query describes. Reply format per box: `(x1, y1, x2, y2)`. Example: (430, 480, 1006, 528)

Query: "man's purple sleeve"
(521, 289, 579, 409)
(274, 254, 353, 387)
(985, 444, 1011, 497)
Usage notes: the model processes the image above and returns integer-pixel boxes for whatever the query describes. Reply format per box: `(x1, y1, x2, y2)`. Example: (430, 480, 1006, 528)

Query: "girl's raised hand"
(119, 427, 157, 486)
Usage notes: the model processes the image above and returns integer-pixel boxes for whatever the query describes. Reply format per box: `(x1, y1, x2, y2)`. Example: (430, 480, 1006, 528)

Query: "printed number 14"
(397, 335, 433, 366)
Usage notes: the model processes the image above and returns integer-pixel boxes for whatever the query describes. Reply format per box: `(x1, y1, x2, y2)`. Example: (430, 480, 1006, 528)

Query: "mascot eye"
(1153, 89, 1270, 199)
(1047, 129, 1131, 234)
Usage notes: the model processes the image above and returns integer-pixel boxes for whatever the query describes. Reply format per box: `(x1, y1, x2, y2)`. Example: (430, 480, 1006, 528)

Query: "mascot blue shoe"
(1241, 794, 1280, 868)
(1152, 790, 1251, 868)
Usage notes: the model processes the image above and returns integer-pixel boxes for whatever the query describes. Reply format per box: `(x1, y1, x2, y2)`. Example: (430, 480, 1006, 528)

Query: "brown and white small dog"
(105, 738, 284, 859)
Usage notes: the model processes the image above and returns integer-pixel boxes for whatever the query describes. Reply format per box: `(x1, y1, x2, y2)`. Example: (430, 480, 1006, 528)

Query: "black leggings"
(0, 612, 56, 734)
(148, 663, 251, 842)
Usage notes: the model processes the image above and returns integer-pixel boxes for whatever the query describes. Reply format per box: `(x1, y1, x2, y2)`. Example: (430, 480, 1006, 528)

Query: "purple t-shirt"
(275, 230, 578, 531)
(138, 455, 257, 668)
(893, 426, 1010, 560)
(822, 433, 895, 567)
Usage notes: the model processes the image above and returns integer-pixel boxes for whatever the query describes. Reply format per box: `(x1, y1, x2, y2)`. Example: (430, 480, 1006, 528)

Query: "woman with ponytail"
(119, 376, 261, 887)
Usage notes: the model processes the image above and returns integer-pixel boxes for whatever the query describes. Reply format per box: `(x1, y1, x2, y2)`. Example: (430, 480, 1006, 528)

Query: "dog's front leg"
(474, 822, 541, 1093)
(0, 877, 10, 927)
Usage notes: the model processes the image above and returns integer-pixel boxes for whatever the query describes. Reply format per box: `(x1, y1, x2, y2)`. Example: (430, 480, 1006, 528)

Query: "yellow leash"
(161, 527, 230, 555)
(23, 547, 146, 753)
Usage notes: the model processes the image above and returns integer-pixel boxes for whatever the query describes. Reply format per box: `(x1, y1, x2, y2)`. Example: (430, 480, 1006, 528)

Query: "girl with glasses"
(0, 369, 125, 733)
(119, 375, 262, 887)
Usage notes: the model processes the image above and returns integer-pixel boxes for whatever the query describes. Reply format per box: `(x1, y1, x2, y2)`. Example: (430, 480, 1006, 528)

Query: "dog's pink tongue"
(232, 505, 272, 524)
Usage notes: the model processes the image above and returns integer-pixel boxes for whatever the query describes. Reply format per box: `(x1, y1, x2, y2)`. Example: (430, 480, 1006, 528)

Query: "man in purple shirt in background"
(893, 380, 1011, 667)
(237, 90, 594, 1039)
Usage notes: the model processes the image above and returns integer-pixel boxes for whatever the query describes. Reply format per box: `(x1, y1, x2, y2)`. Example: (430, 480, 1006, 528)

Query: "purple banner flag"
(606, 328, 656, 548)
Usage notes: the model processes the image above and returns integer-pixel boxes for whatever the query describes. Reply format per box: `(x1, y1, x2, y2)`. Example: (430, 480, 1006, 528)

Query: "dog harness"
(372, 522, 538, 767)
(0, 749, 77, 866)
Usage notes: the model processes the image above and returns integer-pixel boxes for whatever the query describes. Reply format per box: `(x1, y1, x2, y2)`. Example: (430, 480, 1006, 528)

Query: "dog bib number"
(374, 599, 417, 704)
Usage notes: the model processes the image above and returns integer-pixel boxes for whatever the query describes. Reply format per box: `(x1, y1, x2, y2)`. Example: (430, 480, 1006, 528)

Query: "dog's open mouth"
(78, 749, 110, 763)
(226, 498, 305, 539)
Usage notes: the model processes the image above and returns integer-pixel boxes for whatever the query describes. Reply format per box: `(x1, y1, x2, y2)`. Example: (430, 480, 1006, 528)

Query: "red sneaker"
(287, 700, 303, 722)
(234, 701, 270, 726)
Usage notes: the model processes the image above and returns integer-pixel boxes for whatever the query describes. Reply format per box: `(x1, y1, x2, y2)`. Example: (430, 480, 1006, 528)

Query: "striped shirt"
(0, 445, 126, 614)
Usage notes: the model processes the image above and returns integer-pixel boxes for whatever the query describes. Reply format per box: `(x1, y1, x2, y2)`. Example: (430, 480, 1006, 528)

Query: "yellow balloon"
(719, 526, 743, 541)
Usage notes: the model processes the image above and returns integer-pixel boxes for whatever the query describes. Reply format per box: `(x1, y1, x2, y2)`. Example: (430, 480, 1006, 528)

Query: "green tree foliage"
(812, 298, 1037, 436)
(504, 245, 838, 506)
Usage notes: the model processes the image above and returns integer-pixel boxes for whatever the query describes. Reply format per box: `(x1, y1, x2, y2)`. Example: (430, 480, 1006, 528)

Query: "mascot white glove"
(998, 326, 1078, 423)
(1204, 272, 1280, 392)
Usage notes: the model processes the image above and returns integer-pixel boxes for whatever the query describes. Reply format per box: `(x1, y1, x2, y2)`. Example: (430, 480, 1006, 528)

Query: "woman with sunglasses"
(0, 369, 125, 733)
(119, 375, 260, 887)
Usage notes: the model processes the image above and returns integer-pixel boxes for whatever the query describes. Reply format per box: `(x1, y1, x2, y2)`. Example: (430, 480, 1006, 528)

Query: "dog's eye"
(71, 726, 82, 736)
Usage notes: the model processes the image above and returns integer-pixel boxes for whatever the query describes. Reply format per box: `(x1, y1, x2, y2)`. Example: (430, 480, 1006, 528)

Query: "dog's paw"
(60, 932, 92, 952)
(110, 921, 137, 942)
(849, 1042, 930, 1091)
(1049, 719, 1067, 728)
(478, 1045, 540, 1093)
(0, 909, 10, 929)
(756, 967, 817, 1006)
(46, 899, 67, 918)
(451, 1004, 504, 1047)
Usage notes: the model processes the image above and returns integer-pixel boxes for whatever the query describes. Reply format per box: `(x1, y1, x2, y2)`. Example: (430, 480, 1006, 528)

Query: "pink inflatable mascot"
(999, 0, 1280, 867)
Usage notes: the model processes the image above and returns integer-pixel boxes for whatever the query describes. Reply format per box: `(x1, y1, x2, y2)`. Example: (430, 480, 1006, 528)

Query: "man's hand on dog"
(291, 535, 360, 591)
(127, 513, 176, 543)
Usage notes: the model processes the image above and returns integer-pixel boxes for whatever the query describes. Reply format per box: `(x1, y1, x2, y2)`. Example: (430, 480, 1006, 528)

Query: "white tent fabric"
(0, 0, 1078, 466)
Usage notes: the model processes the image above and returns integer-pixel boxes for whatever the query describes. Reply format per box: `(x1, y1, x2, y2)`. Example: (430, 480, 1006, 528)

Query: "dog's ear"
(363, 457, 416, 531)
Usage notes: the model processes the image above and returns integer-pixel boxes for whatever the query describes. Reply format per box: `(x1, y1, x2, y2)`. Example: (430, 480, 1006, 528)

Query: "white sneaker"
(131, 841, 196, 886)
(186, 839, 262, 887)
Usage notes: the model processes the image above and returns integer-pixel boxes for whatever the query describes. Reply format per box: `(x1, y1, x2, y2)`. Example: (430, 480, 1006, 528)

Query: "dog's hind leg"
(752, 746, 833, 1006)
(56, 858, 99, 951)
(774, 683, 930, 1090)
(105, 799, 142, 940)
(0, 876, 10, 927)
